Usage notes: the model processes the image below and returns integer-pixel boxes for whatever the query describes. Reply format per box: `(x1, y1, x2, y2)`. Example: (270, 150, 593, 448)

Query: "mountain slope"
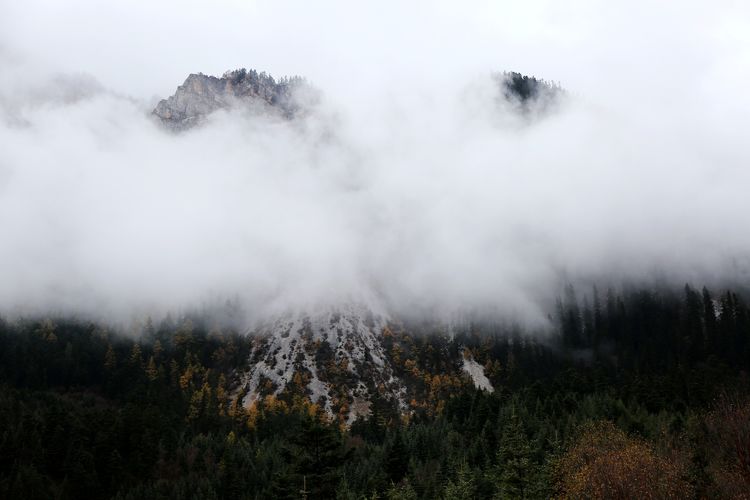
(151, 67, 562, 420)
(237, 303, 411, 423)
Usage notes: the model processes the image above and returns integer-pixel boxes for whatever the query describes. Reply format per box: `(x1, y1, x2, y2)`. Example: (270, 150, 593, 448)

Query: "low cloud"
(1, 1, 749, 325)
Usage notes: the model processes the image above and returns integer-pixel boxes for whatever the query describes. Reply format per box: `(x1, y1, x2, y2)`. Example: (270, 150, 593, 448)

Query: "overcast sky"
(3, 1, 747, 102)
(1, 0, 749, 323)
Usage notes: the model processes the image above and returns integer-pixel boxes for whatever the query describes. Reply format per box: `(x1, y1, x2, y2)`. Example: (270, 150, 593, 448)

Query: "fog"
(1, 0, 749, 324)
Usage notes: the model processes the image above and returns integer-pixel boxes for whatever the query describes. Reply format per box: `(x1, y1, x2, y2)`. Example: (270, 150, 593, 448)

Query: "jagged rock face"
(238, 303, 408, 423)
(153, 68, 313, 130)
(233, 302, 499, 423)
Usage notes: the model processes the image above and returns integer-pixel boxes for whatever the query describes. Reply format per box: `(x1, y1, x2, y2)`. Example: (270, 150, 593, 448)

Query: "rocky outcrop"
(237, 303, 407, 423)
(153, 68, 314, 130)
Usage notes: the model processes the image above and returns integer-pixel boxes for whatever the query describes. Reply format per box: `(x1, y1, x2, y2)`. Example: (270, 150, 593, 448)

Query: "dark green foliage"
(502, 72, 558, 102)
(0, 283, 748, 498)
(496, 71, 563, 112)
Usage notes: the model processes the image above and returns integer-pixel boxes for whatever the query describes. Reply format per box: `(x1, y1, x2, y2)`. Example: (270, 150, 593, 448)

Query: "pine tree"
(386, 478, 418, 500)
(444, 462, 475, 500)
(104, 344, 117, 371)
(145, 356, 159, 382)
(702, 287, 717, 352)
(684, 284, 704, 363)
(385, 431, 409, 483)
(283, 418, 349, 499)
(129, 343, 143, 368)
(493, 407, 533, 498)
(593, 285, 604, 350)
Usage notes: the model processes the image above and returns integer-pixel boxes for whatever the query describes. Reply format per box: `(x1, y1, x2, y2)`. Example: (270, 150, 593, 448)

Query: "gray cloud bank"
(0, 1, 749, 324)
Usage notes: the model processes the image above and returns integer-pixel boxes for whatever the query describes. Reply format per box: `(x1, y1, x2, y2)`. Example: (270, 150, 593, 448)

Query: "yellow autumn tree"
(145, 356, 159, 381)
(246, 402, 259, 431)
(554, 421, 692, 500)
(704, 394, 750, 499)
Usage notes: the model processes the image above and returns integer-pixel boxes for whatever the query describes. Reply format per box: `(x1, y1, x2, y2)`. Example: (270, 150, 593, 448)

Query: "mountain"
(233, 303, 499, 422)
(153, 68, 314, 130)
(3, 282, 747, 498)
(238, 303, 405, 422)
(150, 67, 561, 421)
(153, 67, 561, 131)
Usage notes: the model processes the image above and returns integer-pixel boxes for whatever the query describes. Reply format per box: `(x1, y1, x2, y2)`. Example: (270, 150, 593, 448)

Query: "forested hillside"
(1, 284, 749, 499)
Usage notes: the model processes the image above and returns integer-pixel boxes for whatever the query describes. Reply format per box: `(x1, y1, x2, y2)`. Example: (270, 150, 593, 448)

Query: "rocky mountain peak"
(153, 68, 316, 130)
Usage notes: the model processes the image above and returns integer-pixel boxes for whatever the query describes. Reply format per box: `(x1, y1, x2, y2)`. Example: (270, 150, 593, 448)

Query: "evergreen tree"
(493, 407, 534, 499)
(444, 462, 476, 500)
(385, 431, 409, 483)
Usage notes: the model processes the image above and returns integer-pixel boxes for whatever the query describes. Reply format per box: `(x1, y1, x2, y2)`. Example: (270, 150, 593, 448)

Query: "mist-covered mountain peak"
(495, 71, 564, 114)
(152, 68, 316, 130)
(152, 68, 562, 131)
